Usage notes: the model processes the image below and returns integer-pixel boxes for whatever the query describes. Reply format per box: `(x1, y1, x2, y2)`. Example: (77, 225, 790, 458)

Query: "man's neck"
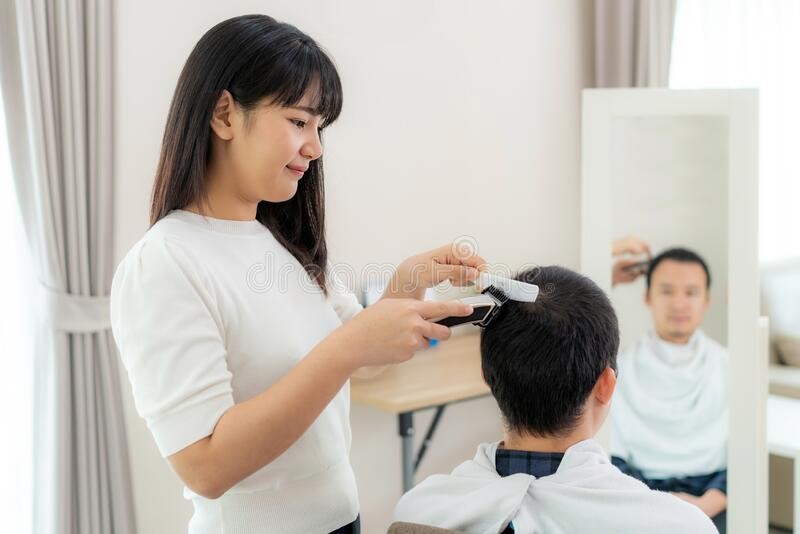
(654, 329, 693, 345)
(502, 428, 593, 454)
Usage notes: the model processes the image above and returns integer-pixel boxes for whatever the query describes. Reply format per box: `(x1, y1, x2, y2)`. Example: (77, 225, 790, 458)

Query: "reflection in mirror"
(605, 117, 730, 531)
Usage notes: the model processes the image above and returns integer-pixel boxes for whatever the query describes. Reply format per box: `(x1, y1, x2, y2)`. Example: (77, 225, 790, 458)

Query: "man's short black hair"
(646, 247, 711, 289)
(480, 265, 619, 438)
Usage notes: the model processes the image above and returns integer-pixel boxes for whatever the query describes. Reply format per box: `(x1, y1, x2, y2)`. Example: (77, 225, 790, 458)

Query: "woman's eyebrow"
(288, 105, 320, 116)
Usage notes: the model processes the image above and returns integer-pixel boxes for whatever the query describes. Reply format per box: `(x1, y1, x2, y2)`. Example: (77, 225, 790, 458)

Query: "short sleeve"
(110, 235, 234, 457)
(326, 268, 363, 324)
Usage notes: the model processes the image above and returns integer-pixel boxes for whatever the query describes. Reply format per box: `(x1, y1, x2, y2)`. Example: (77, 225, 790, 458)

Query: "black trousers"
(328, 515, 360, 534)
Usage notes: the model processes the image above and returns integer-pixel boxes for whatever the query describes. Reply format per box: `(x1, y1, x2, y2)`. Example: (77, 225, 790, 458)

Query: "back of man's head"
(480, 265, 619, 438)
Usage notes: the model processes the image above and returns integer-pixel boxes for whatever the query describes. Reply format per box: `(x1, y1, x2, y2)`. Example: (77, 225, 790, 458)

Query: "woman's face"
(211, 90, 324, 204)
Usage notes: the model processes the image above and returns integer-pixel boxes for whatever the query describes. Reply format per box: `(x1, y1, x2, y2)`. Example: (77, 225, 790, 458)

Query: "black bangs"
(226, 16, 343, 128)
(268, 40, 343, 128)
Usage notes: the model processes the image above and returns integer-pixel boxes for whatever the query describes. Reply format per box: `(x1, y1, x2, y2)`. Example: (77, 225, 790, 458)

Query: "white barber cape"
(393, 439, 715, 534)
(610, 329, 728, 479)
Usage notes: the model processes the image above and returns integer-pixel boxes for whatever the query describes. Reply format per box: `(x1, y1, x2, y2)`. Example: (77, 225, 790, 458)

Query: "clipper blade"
(475, 272, 539, 303)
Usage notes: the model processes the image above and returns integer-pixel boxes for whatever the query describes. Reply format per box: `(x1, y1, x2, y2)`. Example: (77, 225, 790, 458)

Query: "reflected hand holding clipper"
(621, 259, 650, 276)
(433, 272, 540, 328)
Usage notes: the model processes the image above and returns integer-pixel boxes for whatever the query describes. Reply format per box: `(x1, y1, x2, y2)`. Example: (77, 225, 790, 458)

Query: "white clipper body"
(434, 272, 540, 328)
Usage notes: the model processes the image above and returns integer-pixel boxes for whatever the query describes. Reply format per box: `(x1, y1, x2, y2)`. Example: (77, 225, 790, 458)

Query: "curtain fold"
(594, 0, 677, 87)
(0, 1, 137, 533)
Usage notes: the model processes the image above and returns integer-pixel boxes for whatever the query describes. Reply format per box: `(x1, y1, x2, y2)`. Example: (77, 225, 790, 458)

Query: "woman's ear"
(209, 89, 236, 141)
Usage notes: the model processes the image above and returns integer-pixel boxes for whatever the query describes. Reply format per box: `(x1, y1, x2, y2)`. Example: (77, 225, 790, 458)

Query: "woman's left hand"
(356, 242, 486, 380)
(383, 242, 488, 301)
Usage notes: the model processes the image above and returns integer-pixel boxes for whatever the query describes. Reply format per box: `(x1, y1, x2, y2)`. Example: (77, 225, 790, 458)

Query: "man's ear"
(210, 89, 236, 141)
(593, 366, 617, 406)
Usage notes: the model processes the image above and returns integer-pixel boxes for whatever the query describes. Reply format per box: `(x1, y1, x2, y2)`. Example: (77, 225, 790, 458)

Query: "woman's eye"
(291, 119, 306, 129)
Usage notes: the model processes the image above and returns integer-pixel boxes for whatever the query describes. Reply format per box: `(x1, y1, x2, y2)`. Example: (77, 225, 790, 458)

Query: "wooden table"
(351, 332, 491, 491)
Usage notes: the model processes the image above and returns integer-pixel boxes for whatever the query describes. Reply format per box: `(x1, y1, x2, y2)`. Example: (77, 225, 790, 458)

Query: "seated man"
(393, 266, 715, 534)
(610, 248, 728, 530)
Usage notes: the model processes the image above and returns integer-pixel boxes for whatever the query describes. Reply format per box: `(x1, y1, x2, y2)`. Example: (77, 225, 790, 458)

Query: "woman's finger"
(428, 243, 488, 270)
(612, 235, 650, 257)
(614, 258, 640, 269)
(413, 299, 474, 320)
(430, 263, 480, 286)
(420, 321, 452, 341)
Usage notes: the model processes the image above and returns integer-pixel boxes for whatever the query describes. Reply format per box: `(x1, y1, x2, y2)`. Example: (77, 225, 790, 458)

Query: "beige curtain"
(594, 0, 677, 87)
(0, 1, 137, 532)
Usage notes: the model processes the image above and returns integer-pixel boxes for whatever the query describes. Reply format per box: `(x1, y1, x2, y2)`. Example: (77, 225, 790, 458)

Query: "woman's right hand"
(611, 235, 651, 287)
(334, 298, 474, 370)
(612, 235, 651, 258)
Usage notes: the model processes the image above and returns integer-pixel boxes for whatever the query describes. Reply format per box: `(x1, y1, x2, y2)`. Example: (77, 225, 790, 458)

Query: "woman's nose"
(301, 131, 322, 160)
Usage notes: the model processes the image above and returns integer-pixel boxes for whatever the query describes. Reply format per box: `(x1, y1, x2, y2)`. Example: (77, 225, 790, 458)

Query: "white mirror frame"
(580, 88, 764, 534)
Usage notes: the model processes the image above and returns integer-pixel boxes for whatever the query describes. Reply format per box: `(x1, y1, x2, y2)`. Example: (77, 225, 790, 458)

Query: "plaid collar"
(495, 447, 564, 479)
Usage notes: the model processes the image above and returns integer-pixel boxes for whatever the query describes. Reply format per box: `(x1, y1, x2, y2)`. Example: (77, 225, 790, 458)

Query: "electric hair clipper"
(434, 272, 540, 328)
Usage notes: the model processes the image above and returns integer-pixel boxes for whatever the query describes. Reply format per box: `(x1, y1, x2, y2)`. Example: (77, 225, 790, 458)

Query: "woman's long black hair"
(150, 14, 343, 294)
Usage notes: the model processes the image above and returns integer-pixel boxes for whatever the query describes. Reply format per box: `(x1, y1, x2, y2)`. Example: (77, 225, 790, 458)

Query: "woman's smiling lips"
(286, 165, 307, 178)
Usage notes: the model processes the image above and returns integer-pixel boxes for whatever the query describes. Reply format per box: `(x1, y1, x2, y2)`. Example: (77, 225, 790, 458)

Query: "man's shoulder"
(704, 332, 729, 354)
(578, 474, 717, 532)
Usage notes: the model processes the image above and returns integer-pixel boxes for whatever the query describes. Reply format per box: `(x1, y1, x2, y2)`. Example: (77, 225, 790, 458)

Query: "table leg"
(794, 457, 800, 534)
(415, 405, 446, 471)
(399, 412, 414, 492)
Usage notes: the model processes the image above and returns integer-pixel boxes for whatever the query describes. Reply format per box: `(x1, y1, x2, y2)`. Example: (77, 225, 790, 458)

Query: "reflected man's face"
(645, 260, 710, 344)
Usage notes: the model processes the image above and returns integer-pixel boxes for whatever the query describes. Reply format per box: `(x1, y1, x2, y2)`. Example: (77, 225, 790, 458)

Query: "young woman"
(109, 14, 483, 534)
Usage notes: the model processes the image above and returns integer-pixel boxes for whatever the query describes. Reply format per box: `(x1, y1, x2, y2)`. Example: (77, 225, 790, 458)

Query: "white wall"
(114, 2, 593, 532)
